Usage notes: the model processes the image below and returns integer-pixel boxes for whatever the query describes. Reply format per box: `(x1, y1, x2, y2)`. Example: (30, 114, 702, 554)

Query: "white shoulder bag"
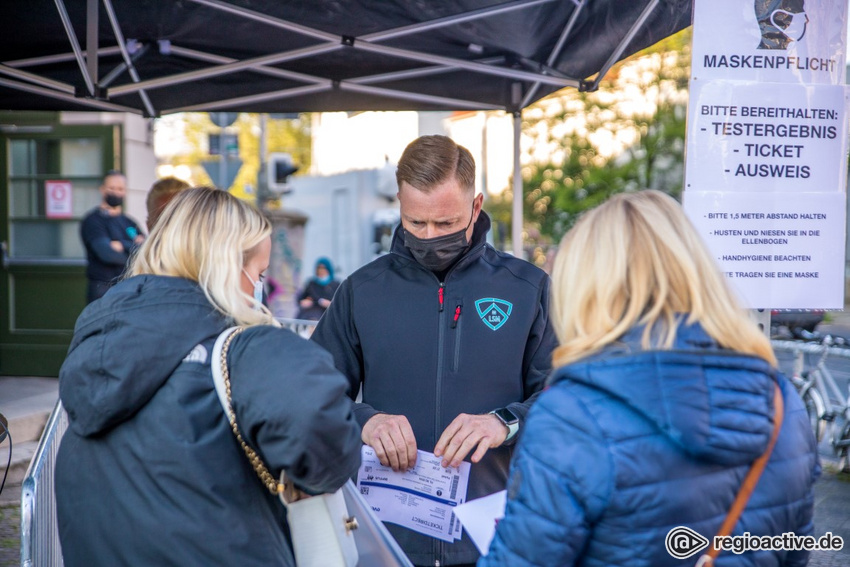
(211, 326, 359, 567)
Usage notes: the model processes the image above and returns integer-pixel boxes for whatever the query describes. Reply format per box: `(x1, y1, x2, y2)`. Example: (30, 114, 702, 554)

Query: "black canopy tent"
(0, 0, 692, 255)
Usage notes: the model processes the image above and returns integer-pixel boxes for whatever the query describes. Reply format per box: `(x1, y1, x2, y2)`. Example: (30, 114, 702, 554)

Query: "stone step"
(3, 397, 54, 445)
(0, 377, 59, 445)
(0, 440, 39, 492)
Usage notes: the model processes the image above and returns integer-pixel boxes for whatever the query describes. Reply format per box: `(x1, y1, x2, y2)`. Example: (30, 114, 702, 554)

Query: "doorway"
(1, 122, 117, 376)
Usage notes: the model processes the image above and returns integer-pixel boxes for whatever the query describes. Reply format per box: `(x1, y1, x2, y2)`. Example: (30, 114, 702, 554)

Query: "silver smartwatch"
(489, 407, 519, 441)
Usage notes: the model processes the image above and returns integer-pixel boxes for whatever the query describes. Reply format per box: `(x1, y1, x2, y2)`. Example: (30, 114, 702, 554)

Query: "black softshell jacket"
(312, 212, 558, 566)
(55, 275, 361, 566)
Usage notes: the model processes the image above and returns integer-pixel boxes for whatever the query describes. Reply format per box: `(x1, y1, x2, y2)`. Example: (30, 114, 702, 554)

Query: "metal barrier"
(278, 317, 319, 338)
(771, 339, 850, 360)
(20, 399, 67, 567)
(18, 318, 318, 566)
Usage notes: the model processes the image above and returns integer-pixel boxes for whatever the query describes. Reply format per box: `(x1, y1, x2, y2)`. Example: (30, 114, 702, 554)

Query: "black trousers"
(86, 280, 112, 304)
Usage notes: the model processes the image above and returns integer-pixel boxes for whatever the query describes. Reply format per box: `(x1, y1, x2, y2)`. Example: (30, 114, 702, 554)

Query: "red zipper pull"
(438, 284, 445, 312)
(451, 305, 461, 329)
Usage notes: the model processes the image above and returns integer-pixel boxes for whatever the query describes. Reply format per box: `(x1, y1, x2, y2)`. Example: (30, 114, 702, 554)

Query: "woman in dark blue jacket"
(56, 188, 361, 566)
(480, 190, 819, 566)
(297, 257, 340, 320)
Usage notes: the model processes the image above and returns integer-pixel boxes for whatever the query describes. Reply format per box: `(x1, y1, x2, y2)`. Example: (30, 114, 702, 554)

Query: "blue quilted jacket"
(480, 322, 820, 567)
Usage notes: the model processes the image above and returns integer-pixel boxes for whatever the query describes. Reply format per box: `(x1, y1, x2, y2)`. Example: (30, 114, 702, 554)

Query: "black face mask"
(104, 194, 124, 208)
(404, 208, 474, 273)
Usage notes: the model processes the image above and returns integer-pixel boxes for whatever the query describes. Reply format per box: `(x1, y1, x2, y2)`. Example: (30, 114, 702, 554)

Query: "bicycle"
(783, 334, 850, 473)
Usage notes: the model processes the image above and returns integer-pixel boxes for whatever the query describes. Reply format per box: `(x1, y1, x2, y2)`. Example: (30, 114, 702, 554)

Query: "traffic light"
(267, 153, 299, 194)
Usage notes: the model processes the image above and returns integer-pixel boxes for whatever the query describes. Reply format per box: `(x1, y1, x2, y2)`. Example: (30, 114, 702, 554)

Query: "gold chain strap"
(219, 327, 283, 495)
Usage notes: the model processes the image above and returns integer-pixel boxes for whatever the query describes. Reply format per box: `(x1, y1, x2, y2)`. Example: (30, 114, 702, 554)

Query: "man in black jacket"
(312, 135, 558, 567)
(79, 170, 145, 303)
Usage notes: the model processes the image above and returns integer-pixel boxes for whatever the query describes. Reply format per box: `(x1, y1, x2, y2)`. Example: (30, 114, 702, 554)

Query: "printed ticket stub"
(356, 446, 470, 542)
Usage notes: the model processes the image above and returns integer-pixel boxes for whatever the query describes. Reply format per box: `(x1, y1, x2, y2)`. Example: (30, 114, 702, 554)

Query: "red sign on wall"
(45, 180, 73, 219)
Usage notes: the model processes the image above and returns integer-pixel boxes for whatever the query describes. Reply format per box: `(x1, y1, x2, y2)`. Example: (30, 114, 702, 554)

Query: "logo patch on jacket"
(182, 344, 208, 364)
(475, 298, 513, 331)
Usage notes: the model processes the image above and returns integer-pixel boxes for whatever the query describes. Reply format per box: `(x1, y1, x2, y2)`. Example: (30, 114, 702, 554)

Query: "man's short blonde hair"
(396, 135, 475, 195)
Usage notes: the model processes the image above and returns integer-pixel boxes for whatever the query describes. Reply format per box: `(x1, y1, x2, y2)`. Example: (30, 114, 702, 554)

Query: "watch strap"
(489, 409, 519, 441)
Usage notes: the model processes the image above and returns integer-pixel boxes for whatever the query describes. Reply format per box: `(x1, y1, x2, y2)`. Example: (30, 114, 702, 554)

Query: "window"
(8, 138, 104, 259)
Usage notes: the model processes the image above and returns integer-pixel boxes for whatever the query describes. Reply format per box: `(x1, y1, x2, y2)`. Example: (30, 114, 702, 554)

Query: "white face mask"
(242, 269, 264, 306)
(771, 9, 808, 42)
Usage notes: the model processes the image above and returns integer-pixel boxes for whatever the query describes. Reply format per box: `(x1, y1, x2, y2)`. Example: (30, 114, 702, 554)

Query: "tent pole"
(86, 0, 98, 86)
(4, 46, 122, 68)
(512, 111, 523, 258)
(102, 0, 156, 117)
(586, 0, 660, 92)
(0, 77, 141, 113)
(54, 0, 96, 95)
(109, 43, 341, 96)
(520, 0, 587, 108)
(0, 65, 75, 94)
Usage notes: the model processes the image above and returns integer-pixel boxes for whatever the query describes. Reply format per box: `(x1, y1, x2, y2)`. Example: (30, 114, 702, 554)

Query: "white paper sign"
(684, 191, 846, 308)
(686, 0, 849, 310)
(356, 446, 470, 543)
(685, 82, 848, 193)
(453, 490, 507, 556)
(691, 0, 846, 85)
(45, 180, 72, 219)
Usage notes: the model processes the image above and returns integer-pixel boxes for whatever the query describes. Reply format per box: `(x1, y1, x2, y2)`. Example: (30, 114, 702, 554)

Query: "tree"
(488, 28, 692, 261)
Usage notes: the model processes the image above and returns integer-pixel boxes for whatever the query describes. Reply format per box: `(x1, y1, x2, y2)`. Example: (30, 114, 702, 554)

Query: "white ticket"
(356, 446, 471, 542)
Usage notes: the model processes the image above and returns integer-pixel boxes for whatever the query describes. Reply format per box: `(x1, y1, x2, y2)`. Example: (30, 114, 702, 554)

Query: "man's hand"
(133, 234, 145, 245)
(434, 413, 508, 469)
(362, 413, 418, 472)
(318, 298, 331, 308)
(299, 298, 314, 308)
(109, 240, 123, 253)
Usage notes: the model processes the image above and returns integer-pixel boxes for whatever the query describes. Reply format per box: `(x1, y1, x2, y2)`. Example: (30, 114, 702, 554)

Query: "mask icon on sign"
(754, 0, 807, 50)
(771, 9, 808, 42)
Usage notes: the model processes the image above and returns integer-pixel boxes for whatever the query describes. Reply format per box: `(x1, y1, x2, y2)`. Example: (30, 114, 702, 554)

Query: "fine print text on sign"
(684, 191, 845, 309)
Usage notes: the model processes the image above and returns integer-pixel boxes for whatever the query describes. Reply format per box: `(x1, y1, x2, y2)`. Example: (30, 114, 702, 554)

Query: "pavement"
(2, 314, 850, 566)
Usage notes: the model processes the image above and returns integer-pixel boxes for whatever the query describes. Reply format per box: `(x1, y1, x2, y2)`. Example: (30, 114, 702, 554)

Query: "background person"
(312, 135, 558, 567)
(56, 188, 361, 567)
(297, 257, 340, 320)
(145, 176, 191, 231)
(480, 190, 819, 567)
(79, 170, 145, 303)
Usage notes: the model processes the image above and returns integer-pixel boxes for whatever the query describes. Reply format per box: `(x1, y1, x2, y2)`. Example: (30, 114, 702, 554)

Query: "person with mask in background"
(79, 170, 145, 303)
(145, 176, 191, 231)
(480, 190, 819, 567)
(312, 135, 558, 567)
(297, 257, 340, 320)
(56, 187, 362, 566)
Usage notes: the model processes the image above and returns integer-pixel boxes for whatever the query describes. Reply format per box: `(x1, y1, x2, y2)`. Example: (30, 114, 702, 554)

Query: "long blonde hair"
(550, 190, 775, 367)
(128, 187, 279, 328)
